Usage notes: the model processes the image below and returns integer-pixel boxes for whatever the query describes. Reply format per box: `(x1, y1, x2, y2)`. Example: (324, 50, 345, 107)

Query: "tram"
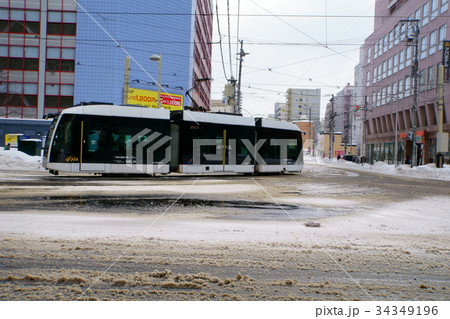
(42, 104, 303, 175)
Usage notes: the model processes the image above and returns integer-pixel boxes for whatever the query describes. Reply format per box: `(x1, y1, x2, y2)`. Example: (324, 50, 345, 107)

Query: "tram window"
(86, 127, 108, 154)
(49, 114, 80, 163)
(287, 139, 300, 160)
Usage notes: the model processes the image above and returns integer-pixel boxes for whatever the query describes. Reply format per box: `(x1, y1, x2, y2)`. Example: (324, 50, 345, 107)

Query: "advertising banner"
(127, 88, 183, 110)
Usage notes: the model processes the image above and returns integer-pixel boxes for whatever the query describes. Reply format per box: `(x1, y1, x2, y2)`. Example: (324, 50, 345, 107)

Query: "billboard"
(127, 88, 183, 110)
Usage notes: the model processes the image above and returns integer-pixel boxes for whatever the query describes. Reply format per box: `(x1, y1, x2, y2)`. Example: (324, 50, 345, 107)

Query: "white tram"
(43, 104, 303, 175)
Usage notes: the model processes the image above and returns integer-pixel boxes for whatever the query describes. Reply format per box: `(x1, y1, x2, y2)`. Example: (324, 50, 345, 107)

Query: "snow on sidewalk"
(0, 149, 43, 171)
(305, 155, 450, 181)
(1, 149, 450, 181)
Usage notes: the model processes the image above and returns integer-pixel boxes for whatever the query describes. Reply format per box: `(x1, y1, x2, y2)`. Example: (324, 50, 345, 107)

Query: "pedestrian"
(405, 155, 411, 164)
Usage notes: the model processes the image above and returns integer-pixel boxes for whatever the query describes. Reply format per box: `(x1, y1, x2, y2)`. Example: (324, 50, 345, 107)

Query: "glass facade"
(74, 0, 212, 109)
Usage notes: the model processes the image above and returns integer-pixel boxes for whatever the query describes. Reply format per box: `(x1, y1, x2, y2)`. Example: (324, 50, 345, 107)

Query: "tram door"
(79, 119, 107, 172)
(223, 127, 255, 173)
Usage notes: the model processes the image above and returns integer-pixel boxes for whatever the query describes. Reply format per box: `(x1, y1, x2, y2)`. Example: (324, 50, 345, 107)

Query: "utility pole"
(309, 107, 312, 154)
(362, 96, 368, 163)
(328, 95, 336, 159)
(394, 98, 398, 167)
(437, 63, 449, 167)
(350, 105, 353, 157)
(236, 40, 248, 114)
(225, 77, 236, 110)
(123, 56, 130, 105)
(402, 19, 420, 167)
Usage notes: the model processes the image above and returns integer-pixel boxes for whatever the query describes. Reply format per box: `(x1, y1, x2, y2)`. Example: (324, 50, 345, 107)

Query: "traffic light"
(354, 105, 360, 112)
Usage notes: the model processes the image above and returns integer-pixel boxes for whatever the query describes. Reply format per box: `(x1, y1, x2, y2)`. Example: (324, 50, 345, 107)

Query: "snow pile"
(0, 149, 43, 171)
(305, 154, 450, 181)
(1, 148, 450, 181)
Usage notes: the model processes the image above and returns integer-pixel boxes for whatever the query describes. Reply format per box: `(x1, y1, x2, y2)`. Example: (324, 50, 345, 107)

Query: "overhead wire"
(215, 1, 228, 80)
(226, 0, 234, 78)
(235, 0, 241, 78)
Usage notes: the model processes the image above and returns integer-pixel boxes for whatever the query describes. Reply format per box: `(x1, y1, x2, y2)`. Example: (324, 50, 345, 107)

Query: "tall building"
(361, 0, 450, 164)
(0, 0, 213, 119)
(273, 102, 287, 121)
(0, 0, 77, 118)
(286, 88, 321, 122)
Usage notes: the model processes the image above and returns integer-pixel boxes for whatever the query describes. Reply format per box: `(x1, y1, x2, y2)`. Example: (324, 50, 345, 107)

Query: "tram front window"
(49, 114, 80, 163)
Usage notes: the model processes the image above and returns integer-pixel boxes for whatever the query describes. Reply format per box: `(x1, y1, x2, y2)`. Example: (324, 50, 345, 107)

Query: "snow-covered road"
(0, 160, 448, 301)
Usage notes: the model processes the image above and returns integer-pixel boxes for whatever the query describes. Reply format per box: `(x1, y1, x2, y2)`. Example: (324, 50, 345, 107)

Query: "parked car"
(342, 155, 356, 162)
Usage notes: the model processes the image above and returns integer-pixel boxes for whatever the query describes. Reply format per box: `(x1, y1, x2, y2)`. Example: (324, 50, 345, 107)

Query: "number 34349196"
(376, 305, 438, 316)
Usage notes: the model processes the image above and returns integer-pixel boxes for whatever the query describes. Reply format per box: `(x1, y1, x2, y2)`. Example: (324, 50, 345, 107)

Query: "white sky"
(211, 0, 376, 118)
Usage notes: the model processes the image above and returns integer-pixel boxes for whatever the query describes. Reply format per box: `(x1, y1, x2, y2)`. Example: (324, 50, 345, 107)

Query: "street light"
(150, 54, 162, 108)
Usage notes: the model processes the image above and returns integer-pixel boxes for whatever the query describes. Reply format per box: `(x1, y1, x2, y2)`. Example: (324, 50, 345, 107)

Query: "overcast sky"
(210, 0, 375, 118)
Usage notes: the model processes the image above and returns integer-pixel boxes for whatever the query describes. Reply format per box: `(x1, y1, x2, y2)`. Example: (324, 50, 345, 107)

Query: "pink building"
(362, 0, 450, 164)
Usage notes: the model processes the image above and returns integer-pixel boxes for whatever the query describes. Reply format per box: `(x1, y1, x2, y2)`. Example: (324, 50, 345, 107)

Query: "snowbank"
(0, 149, 43, 171)
(305, 154, 450, 181)
(1, 149, 450, 181)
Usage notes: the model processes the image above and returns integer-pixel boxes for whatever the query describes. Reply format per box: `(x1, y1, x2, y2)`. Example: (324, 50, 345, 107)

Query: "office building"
(361, 0, 450, 164)
(0, 0, 213, 119)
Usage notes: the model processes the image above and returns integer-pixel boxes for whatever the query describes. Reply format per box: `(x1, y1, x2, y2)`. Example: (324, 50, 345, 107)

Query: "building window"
(46, 59, 75, 72)
(377, 64, 382, 81)
(398, 79, 403, 99)
(442, 0, 449, 13)
(394, 24, 400, 45)
(423, 2, 430, 26)
(420, 35, 428, 59)
(367, 47, 371, 64)
(405, 76, 411, 97)
(24, 83, 38, 95)
(0, 57, 38, 70)
(45, 96, 74, 108)
(399, 50, 405, 70)
(387, 85, 391, 104)
(25, 46, 39, 58)
(0, 20, 40, 34)
(431, 0, 438, 20)
(429, 30, 437, 55)
(47, 23, 76, 36)
(383, 35, 388, 53)
(366, 71, 371, 87)
(419, 69, 426, 91)
(382, 61, 387, 79)
(392, 82, 397, 101)
(393, 53, 399, 73)
(415, 7, 422, 20)
(388, 57, 393, 76)
(400, 22, 407, 42)
(389, 31, 394, 49)
(427, 65, 436, 90)
(373, 67, 377, 84)
(439, 24, 447, 50)
(25, 10, 40, 22)
(378, 39, 383, 57)
(374, 42, 378, 59)
(405, 47, 412, 67)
